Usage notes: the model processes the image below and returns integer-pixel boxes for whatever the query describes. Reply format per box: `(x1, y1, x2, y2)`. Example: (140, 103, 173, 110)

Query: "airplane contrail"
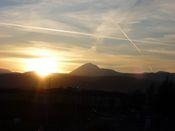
(0, 22, 162, 72)
(0, 22, 172, 47)
(117, 24, 155, 72)
(0, 22, 95, 37)
(117, 24, 142, 54)
(0, 22, 129, 42)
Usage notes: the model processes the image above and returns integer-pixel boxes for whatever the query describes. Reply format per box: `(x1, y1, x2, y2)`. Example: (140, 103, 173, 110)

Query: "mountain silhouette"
(0, 68, 11, 74)
(70, 63, 120, 76)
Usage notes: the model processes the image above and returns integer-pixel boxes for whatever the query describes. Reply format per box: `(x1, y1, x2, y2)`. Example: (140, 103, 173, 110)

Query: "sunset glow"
(26, 58, 59, 77)
(24, 49, 62, 77)
(0, 0, 175, 73)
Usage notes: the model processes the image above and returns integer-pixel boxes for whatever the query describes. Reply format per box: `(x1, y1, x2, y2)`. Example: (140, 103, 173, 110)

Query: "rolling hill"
(0, 68, 12, 74)
(0, 63, 174, 93)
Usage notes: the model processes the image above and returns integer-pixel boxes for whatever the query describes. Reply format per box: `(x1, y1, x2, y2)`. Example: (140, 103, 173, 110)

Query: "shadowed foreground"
(0, 77, 175, 131)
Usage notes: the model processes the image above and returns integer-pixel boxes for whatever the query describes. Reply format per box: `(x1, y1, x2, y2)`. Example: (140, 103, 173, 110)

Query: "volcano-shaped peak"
(80, 63, 99, 70)
(70, 63, 119, 76)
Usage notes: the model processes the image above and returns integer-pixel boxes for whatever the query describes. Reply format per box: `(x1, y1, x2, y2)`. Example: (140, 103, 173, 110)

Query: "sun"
(26, 57, 58, 77)
(24, 49, 64, 77)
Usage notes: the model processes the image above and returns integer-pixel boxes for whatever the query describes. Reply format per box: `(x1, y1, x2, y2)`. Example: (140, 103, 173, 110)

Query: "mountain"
(70, 63, 120, 76)
(0, 68, 12, 74)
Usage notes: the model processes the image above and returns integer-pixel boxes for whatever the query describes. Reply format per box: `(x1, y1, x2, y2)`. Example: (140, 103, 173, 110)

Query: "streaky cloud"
(0, 22, 172, 47)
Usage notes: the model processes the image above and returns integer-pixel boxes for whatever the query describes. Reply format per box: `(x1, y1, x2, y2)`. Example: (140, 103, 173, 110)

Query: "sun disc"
(26, 58, 58, 77)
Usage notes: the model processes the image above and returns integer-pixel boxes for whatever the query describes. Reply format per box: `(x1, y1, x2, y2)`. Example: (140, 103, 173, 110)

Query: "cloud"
(0, 0, 175, 72)
(145, 49, 175, 56)
(0, 0, 37, 7)
(0, 52, 41, 59)
(0, 34, 11, 38)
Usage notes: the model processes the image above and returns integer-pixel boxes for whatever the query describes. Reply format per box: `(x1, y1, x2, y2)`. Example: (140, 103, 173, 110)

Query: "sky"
(0, 0, 175, 73)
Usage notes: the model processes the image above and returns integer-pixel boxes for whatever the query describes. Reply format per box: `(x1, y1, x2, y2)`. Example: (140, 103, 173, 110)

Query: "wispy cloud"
(0, 0, 175, 72)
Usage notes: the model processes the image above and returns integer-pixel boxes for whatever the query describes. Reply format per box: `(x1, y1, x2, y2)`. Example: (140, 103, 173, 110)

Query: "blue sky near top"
(0, 0, 175, 73)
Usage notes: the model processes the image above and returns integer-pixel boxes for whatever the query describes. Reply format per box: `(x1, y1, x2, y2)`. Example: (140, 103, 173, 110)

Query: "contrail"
(0, 22, 95, 37)
(0, 22, 161, 72)
(0, 22, 172, 47)
(117, 24, 142, 54)
(117, 24, 155, 72)
(0, 22, 128, 42)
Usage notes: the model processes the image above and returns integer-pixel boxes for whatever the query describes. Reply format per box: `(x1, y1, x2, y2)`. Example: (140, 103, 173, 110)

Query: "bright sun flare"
(26, 58, 58, 77)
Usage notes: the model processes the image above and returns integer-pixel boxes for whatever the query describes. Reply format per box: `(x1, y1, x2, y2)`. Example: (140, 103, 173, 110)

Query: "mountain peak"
(80, 63, 99, 70)
(70, 63, 119, 76)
